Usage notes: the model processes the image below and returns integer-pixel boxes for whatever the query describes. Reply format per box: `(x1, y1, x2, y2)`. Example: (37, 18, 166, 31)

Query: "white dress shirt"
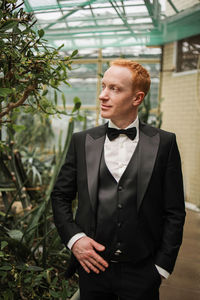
(67, 116, 169, 279)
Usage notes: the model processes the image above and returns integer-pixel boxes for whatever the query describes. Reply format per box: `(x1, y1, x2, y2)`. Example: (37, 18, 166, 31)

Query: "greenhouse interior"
(0, 0, 200, 299)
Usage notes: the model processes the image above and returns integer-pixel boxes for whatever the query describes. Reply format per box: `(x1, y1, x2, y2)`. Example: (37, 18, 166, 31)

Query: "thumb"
(90, 239, 105, 252)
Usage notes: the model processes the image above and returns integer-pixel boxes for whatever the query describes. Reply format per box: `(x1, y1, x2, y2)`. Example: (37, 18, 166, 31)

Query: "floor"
(160, 209, 200, 300)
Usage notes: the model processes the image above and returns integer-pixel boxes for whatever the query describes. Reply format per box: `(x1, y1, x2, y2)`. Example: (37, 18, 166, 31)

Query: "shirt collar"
(108, 116, 139, 130)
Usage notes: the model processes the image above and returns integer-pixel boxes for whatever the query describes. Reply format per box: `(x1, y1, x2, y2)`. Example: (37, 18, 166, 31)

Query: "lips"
(101, 104, 111, 110)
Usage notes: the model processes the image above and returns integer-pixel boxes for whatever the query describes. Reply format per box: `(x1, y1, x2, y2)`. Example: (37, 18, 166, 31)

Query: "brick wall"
(161, 42, 200, 207)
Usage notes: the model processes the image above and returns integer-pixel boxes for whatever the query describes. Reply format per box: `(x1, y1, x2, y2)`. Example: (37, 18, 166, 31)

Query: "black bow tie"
(107, 127, 137, 141)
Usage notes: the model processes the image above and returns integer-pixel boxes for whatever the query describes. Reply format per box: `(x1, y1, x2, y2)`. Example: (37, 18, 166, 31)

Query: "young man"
(51, 59, 185, 300)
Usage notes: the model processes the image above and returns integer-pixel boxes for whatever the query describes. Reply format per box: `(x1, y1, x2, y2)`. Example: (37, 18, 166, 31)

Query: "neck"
(111, 114, 137, 129)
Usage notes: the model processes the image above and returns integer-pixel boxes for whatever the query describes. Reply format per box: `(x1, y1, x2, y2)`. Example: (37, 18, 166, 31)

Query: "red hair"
(110, 59, 151, 96)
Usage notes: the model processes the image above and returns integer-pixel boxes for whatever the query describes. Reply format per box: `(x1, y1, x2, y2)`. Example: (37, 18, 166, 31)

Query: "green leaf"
(71, 49, 78, 57)
(62, 93, 66, 108)
(12, 124, 26, 132)
(57, 43, 64, 51)
(27, 266, 44, 271)
(49, 290, 60, 298)
(76, 115, 85, 122)
(72, 97, 81, 113)
(0, 265, 12, 271)
(0, 20, 18, 32)
(13, 25, 21, 34)
(23, 201, 45, 243)
(42, 89, 48, 96)
(0, 88, 13, 97)
(54, 90, 58, 106)
(8, 229, 23, 241)
(38, 29, 45, 38)
(1, 241, 8, 250)
(73, 96, 81, 105)
(63, 80, 71, 87)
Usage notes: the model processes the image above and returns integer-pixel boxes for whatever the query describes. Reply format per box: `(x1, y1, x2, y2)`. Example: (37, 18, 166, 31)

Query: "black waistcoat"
(95, 144, 150, 263)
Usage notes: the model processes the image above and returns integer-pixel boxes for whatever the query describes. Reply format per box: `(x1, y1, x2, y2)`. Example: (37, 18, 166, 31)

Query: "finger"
(89, 257, 106, 272)
(90, 239, 105, 252)
(84, 260, 100, 274)
(92, 252, 109, 268)
(80, 261, 90, 274)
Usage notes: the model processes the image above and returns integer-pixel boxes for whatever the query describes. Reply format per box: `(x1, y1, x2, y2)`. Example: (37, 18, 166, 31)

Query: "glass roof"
(23, 0, 200, 52)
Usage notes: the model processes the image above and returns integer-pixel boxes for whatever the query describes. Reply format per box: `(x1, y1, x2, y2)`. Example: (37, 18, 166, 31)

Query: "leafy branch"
(0, 0, 78, 128)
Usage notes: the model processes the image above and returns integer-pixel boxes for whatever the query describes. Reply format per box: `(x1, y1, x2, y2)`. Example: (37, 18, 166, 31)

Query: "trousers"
(78, 256, 161, 300)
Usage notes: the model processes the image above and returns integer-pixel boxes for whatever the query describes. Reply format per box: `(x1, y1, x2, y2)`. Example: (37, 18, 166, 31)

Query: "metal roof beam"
(109, 0, 135, 36)
(24, 2, 145, 12)
(167, 0, 179, 14)
(89, 4, 98, 26)
(43, 0, 99, 30)
(45, 32, 148, 39)
(46, 24, 153, 34)
(144, 0, 161, 28)
(37, 13, 150, 23)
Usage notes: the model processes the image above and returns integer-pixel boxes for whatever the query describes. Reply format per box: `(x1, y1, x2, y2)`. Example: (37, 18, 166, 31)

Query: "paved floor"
(160, 209, 200, 300)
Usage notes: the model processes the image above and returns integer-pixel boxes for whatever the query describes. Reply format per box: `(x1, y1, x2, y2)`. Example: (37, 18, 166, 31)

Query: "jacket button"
(118, 186, 123, 191)
(117, 222, 121, 228)
(117, 203, 122, 209)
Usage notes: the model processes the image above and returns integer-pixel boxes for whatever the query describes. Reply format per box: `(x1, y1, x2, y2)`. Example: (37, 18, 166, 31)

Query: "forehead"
(102, 65, 134, 86)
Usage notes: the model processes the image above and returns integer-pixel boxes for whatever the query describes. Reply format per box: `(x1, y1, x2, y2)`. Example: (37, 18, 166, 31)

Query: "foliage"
(0, 240, 77, 299)
(0, 0, 78, 140)
(14, 113, 54, 149)
(138, 93, 163, 128)
(0, 1, 84, 298)
(0, 115, 80, 299)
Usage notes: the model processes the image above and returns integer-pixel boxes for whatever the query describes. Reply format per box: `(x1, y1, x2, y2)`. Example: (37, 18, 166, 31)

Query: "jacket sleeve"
(155, 134, 186, 273)
(51, 134, 83, 245)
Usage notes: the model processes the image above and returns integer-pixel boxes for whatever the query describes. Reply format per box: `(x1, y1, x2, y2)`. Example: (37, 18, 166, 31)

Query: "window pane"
(176, 34, 200, 72)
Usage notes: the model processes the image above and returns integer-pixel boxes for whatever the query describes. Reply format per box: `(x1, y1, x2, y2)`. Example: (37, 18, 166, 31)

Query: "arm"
(155, 134, 186, 274)
(51, 134, 83, 244)
(51, 134, 108, 273)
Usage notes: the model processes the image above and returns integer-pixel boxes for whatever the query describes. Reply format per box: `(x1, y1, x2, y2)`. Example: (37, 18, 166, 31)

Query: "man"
(51, 59, 185, 300)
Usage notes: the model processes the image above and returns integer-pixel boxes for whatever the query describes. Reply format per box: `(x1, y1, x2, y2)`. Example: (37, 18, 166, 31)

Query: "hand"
(72, 236, 109, 274)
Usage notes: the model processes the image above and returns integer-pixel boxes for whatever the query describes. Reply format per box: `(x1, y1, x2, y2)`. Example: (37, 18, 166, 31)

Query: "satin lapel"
(85, 133, 105, 212)
(137, 129, 160, 211)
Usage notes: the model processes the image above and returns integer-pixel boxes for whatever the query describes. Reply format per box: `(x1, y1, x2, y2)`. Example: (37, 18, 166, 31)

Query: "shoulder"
(72, 123, 107, 140)
(139, 121, 175, 139)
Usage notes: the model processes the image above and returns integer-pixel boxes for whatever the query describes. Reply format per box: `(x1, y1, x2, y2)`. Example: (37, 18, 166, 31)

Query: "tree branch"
(0, 83, 37, 121)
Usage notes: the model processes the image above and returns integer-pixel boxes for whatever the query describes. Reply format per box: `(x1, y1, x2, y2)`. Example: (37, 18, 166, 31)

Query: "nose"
(99, 87, 109, 101)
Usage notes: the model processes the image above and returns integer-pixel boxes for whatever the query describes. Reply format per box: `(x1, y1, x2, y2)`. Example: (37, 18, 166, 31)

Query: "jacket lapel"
(85, 125, 107, 212)
(137, 123, 160, 211)
(85, 122, 160, 213)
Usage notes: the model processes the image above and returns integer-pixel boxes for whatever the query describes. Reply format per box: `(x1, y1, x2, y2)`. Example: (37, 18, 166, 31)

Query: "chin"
(101, 111, 111, 119)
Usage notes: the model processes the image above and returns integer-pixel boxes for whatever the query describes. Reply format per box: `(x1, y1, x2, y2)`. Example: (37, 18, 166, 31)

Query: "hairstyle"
(110, 59, 151, 96)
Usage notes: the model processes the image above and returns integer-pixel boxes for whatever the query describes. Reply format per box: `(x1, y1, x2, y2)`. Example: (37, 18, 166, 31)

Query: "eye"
(110, 86, 118, 91)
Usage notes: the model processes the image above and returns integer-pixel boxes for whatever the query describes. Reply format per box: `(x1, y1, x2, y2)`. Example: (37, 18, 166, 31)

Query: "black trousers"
(78, 257, 161, 300)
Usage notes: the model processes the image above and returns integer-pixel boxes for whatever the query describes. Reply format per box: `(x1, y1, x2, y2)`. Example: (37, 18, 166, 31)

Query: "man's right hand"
(71, 236, 109, 274)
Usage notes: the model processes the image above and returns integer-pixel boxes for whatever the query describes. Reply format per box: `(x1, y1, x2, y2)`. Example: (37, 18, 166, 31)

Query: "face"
(99, 65, 142, 126)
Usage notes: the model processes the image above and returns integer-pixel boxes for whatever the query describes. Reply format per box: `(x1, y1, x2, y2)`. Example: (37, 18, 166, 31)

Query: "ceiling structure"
(23, 0, 200, 51)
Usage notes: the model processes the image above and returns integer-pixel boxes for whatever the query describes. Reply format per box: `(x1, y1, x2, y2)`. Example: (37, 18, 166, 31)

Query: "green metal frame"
(23, 0, 200, 50)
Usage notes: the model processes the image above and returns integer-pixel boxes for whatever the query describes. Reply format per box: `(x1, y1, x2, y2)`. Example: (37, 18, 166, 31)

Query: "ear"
(132, 91, 145, 107)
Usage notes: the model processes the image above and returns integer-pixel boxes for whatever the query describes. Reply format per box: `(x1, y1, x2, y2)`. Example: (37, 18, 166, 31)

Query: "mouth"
(101, 104, 111, 110)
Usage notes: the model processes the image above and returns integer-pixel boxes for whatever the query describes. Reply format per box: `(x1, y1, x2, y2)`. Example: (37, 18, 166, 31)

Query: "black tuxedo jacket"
(51, 121, 185, 276)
